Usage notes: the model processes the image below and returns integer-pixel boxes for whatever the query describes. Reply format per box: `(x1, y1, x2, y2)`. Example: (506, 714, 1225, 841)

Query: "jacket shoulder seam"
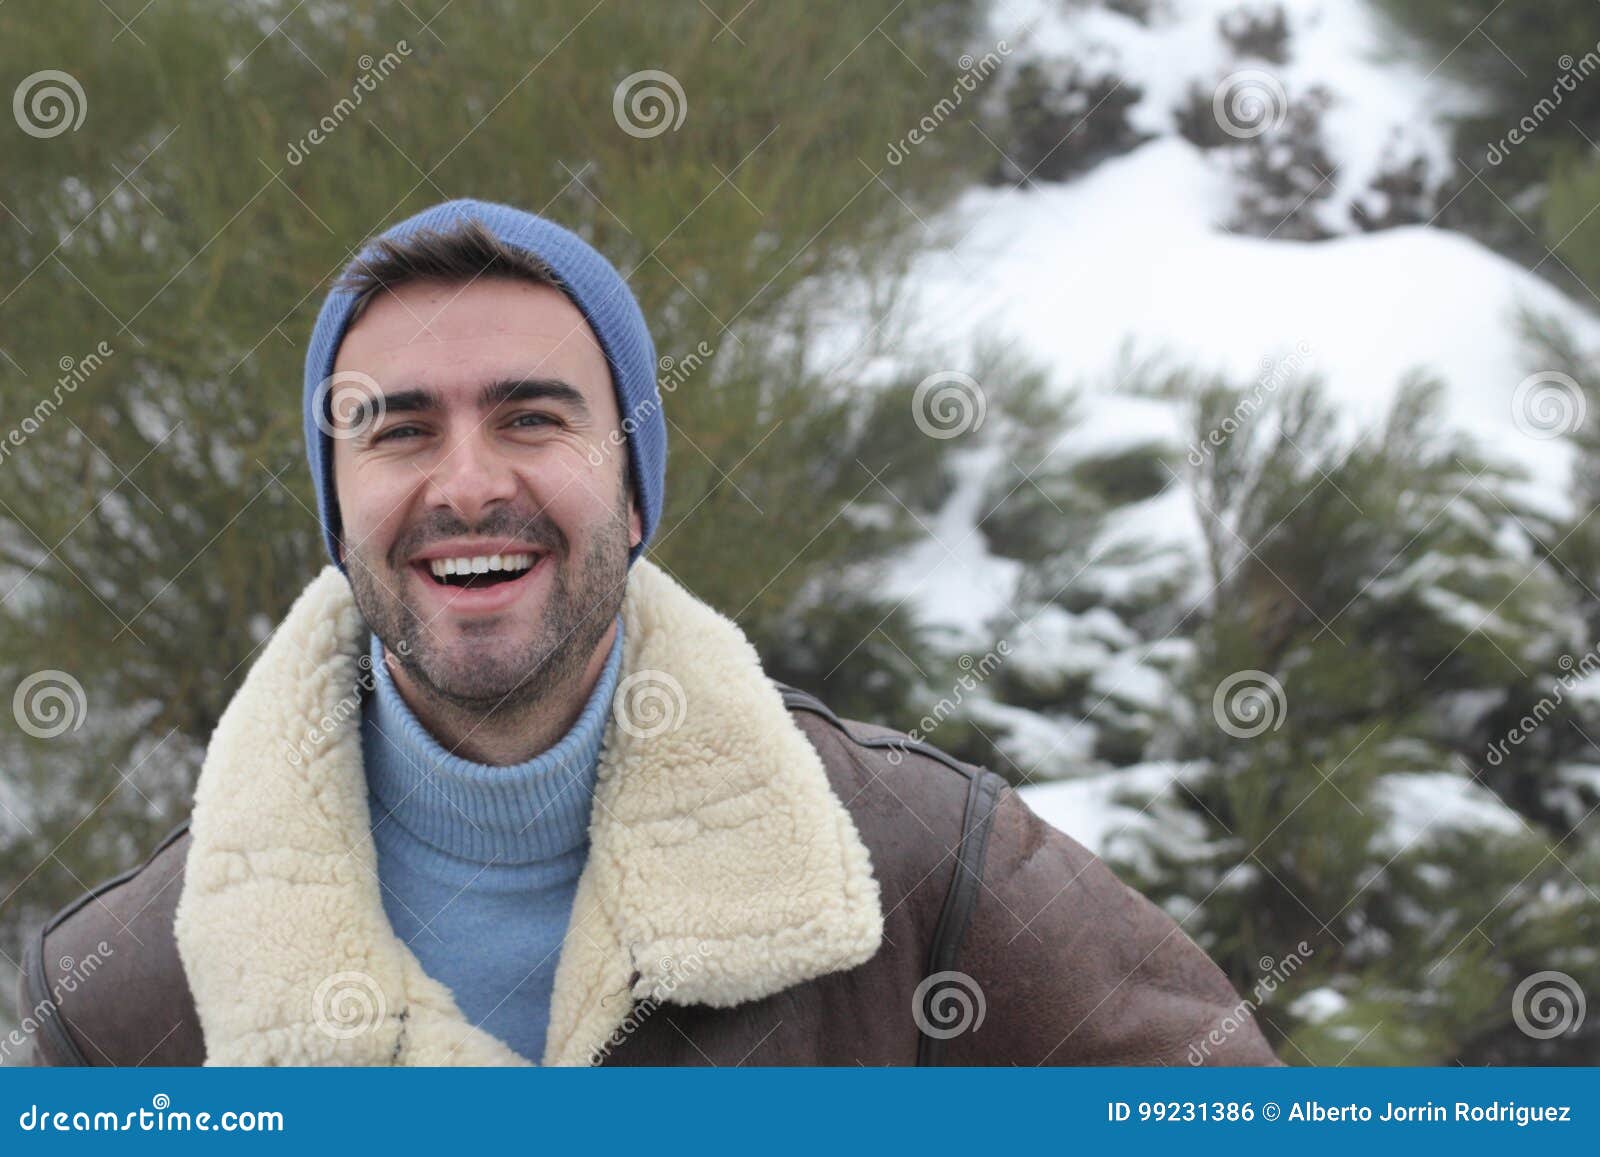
(22, 916, 88, 1065)
(27, 817, 191, 1066)
(917, 769, 1005, 1065)
(770, 681, 1009, 1065)
(41, 817, 191, 938)
(773, 681, 985, 784)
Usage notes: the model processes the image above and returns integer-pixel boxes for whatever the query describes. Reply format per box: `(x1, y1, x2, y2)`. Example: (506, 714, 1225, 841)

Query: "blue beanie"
(302, 198, 666, 572)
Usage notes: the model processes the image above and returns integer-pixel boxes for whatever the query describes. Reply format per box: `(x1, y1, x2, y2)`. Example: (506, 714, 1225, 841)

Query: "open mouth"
(419, 551, 540, 590)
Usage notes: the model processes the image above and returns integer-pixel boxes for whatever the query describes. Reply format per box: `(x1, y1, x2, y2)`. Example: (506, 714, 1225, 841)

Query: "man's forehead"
(334, 305, 606, 377)
(350, 328, 604, 355)
(345, 278, 600, 345)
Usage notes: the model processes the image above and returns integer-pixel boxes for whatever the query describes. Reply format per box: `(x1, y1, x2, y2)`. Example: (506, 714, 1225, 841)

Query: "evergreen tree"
(1371, 0, 1600, 293)
(1140, 375, 1597, 1064)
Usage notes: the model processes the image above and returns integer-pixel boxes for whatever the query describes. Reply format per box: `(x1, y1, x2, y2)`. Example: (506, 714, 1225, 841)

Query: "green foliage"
(1544, 156, 1600, 295)
(1126, 372, 1600, 1064)
(982, 57, 1146, 184)
(1228, 86, 1338, 240)
(1370, 0, 1600, 288)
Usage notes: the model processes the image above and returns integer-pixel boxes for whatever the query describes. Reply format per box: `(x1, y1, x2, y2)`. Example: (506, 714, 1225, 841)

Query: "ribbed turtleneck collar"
(361, 620, 623, 866)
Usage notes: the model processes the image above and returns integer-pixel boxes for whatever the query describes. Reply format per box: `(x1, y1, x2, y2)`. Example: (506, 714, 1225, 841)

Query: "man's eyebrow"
(374, 378, 590, 416)
(479, 377, 589, 414)
(377, 387, 438, 415)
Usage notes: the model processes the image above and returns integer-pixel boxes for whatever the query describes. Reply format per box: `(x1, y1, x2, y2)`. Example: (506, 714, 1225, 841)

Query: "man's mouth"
(419, 551, 539, 590)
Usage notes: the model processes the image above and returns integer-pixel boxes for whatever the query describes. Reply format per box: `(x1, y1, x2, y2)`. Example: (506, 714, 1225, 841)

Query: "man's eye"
(511, 413, 556, 429)
(372, 424, 422, 443)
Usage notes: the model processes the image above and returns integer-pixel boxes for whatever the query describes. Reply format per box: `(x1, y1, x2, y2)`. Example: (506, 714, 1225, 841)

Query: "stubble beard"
(345, 486, 632, 720)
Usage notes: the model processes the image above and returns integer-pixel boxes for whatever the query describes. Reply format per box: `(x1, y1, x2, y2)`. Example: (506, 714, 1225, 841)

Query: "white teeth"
(427, 552, 536, 579)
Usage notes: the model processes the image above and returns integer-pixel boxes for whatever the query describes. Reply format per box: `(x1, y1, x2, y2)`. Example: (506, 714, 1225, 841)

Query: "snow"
(1064, 394, 1189, 463)
(1367, 549, 1540, 644)
(883, 443, 1025, 642)
(1090, 648, 1171, 710)
(844, 0, 1600, 641)
(1289, 985, 1350, 1023)
(1006, 602, 1137, 681)
(896, 139, 1598, 513)
(851, 2, 1600, 900)
(1371, 770, 1528, 853)
(1018, 759, 1210, 870)
(989, 0, 1477, 214)
(970, 697, 1097, 777)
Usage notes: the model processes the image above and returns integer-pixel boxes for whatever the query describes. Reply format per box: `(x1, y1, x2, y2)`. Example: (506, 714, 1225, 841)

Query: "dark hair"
(336, 218, 563, 323)
(334, 218, 634, 505)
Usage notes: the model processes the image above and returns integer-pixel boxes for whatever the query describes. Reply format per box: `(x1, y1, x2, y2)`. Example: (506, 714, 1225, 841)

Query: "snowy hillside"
(845, 0, 1600, 857)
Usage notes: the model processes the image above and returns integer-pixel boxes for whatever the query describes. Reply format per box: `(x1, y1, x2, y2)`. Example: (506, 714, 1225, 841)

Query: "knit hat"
(302, 198, 666, 573)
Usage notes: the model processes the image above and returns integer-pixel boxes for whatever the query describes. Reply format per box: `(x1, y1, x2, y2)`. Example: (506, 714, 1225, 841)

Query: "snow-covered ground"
(996, 0, 1476, 215)
(843, 0, 1600, 857)
(904, 140, 1598, 504)
(869, 0, 1600, 633)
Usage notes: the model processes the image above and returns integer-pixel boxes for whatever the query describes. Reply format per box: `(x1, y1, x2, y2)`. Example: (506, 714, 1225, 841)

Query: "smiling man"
(18, 199, 1278, 1068)
(330, 259, 638, 764)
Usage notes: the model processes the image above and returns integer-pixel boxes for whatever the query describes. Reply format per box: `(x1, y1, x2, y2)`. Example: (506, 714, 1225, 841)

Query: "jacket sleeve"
(8, 823, 202, 1067)
(10, 967, 37, 1066)
(942, 784, 1282, 1066)
(11, 949, 54, 1065)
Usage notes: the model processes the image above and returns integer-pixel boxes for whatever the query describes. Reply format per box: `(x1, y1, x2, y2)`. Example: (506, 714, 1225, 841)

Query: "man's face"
(329, 276, 641, 712)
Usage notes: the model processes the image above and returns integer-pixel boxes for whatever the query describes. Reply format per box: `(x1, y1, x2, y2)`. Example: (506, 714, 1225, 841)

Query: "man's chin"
(407, 642, 573, 706)
(416, 659, 530, 704)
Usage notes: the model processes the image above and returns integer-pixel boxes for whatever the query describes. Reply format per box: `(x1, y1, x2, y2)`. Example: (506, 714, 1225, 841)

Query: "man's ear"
(628, 497, 643, 550)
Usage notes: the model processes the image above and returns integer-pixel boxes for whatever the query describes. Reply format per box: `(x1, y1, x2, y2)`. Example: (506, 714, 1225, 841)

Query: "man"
(16, 199, 1278, 1066)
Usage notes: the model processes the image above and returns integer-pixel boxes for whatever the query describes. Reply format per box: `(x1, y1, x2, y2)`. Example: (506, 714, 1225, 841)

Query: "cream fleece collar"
(172, 559, 883, 1066)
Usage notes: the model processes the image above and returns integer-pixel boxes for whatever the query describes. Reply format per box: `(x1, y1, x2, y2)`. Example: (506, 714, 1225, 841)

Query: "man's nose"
(422, 426, 519, 523)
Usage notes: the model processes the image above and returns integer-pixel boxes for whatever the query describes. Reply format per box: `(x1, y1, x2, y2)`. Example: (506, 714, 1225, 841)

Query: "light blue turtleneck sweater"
(359, 621, 622, 1062)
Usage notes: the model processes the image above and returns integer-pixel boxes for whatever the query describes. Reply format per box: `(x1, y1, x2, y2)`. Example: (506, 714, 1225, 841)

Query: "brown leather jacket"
(14, 681, 1278, 1067)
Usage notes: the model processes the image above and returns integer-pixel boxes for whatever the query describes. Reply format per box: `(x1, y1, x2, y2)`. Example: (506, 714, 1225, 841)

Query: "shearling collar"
(172, 558, 883, 1066)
